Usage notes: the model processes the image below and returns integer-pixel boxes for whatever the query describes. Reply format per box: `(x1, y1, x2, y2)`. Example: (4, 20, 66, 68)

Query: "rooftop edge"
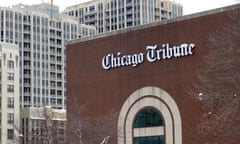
(67, 3, 240, 45)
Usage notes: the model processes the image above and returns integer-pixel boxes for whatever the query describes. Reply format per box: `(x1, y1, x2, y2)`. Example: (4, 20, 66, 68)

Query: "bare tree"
(190, 11, 240, 137)
(13, 119, 22, 144)
(67, 95, 90, 144)
(67, 96, 119, 144)
(41, 108, 52, 144)
(67, 105, 89, 144)
(20, 107, 66, 144)
(92, 109, 118, 144)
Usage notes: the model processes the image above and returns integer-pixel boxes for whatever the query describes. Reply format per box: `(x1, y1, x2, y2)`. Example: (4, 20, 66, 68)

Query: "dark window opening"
(134, 108, 163, 128)
(134, 136, 164, 144)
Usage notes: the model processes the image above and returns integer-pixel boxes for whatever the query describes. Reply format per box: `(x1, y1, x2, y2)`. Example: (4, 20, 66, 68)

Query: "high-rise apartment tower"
(64, 0, 183, 34)
(0, 3, 79, 109)
(0, 3, 97, 143)
(0, 43, 20, 144)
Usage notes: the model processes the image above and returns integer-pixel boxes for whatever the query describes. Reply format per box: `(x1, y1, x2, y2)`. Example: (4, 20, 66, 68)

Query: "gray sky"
(0, 0, 239, 14)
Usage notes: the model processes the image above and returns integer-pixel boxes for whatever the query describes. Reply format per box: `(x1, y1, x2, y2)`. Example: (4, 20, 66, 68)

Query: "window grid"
(7, 129, 14, 140)
(7, 97, 14, 108)
(7, 84, 14, 93)
(7, 113, 14, 124)
(7, 60, 14, 69)
(7, 72, 14, 81)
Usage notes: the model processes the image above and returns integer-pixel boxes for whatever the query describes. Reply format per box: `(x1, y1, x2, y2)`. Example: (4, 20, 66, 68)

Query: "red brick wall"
(67, 6, 239, 144)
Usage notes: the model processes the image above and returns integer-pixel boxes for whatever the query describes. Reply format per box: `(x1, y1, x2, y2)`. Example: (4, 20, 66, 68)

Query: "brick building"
(67, 4, 240, 144)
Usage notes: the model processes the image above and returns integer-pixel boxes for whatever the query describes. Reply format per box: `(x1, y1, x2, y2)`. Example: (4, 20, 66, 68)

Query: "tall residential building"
(63, 0, 183, 34)
(0, 3, 79, 109)
(0, 43, 20, 144)
(0, 3, 85, 144)
(79, 24, 97, 38)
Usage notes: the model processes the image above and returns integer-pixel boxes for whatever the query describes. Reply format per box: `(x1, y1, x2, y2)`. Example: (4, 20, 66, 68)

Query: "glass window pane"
(134, 136, 164, 144)
(134, 108, 163, 128)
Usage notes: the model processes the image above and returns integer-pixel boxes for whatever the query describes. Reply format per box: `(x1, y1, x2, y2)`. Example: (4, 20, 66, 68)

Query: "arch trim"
(117, 86, 182, 144)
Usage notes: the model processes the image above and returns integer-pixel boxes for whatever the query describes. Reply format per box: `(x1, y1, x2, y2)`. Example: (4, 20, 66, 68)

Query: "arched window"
(134, 108, 163, 128)
(133, 108, 165, 144)
(118, 87, 182, 144)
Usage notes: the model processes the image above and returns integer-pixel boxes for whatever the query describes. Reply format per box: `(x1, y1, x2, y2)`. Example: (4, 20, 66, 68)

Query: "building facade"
(20, 107, 66, 144)
(67, 4, 240, 144)
(0, 3, 83, 143)
(79, 24, 97, 38)
(64, 0, 183, 34)
(0, 3, 79, 109)
(0, 43, 20, 144)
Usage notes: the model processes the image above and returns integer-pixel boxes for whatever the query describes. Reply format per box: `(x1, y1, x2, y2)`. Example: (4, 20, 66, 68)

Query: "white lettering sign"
(102, 43, 195, 70)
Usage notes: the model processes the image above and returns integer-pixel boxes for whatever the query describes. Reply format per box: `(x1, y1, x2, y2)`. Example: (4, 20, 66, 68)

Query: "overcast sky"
(0, 0, 239, 15)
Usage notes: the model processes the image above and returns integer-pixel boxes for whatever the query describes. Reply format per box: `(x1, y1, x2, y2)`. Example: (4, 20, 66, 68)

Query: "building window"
(134, 136, 164, 144)
(7, 72, 14, 80)
(8, 113, 14, 124)
(8, 97, 14, 108)
(7, 60, 14, 69)
(134, 108, 163, 128)
(118, 87, 183, 144)
(7, 85, 14, 92)
(7, 129, 14, 140)
(133, 108, 164, 144)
